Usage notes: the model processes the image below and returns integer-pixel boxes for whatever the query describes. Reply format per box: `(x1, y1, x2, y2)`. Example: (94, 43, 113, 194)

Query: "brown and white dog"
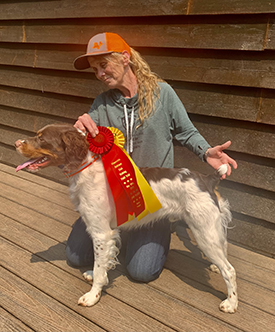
(15, 124, 238, 313)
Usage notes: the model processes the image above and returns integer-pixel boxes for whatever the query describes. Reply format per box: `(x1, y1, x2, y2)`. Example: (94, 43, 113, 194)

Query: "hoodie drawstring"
(123, 105, 135, 155)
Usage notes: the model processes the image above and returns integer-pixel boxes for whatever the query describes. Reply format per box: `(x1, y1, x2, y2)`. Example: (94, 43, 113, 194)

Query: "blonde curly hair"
(130, 48, 165, 125)
(103, 49, 164, 126)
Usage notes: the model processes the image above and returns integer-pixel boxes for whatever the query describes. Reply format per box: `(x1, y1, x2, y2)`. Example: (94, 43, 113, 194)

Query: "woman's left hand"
(205, 141, 238, 179)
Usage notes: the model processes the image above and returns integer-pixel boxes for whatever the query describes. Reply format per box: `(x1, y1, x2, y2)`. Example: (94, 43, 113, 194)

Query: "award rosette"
(86, 126, 162, 226)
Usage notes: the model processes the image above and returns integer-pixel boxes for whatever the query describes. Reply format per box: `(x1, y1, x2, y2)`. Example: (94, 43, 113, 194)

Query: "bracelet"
(203, 148, 211, 162)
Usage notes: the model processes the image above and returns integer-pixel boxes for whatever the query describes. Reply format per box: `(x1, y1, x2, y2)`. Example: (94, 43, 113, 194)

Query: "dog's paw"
(219, 298, 238, 313)
(83, 270, 93, 282)
(209, 264, 220, 274)
(78, 290, 101, 307)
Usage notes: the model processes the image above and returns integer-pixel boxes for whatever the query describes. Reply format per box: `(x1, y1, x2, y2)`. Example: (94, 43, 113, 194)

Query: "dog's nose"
(15, 140, 25, 148)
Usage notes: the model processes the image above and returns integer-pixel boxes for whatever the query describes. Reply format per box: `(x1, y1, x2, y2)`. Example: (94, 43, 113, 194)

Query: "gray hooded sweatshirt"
(88, 82, 210, 168)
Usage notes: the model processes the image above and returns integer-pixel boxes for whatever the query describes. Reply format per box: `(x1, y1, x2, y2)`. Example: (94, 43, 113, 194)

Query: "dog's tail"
(203, 164, 228, 208)
(215, 165, 233, 232)
(206, 164, 228, 188)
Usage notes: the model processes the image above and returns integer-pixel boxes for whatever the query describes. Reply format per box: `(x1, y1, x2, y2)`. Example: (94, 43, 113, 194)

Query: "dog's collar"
(63, 154, 99, 178)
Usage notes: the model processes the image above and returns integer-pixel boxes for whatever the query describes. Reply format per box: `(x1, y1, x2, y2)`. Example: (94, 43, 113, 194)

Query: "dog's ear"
(61, 130, 89, 170)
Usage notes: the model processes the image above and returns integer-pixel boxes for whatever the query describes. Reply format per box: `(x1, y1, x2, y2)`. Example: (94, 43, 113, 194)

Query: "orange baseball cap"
(74, 32, 131, 70)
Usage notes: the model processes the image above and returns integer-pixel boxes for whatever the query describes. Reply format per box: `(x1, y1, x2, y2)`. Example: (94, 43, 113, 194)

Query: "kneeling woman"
(66, 32, 237, 281)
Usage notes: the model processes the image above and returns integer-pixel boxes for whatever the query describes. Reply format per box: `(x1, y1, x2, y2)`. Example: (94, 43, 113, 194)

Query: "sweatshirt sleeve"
(88, 97, 101, 125)
(161, 83, 211, 161)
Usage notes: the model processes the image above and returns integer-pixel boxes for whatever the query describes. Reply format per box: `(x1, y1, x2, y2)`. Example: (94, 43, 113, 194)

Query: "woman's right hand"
(74, 113, 99, 137)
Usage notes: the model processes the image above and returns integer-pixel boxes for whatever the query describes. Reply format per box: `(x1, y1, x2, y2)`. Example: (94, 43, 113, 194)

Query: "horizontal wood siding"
(0, 0, 274, 256)
(1, 0, 275, 19)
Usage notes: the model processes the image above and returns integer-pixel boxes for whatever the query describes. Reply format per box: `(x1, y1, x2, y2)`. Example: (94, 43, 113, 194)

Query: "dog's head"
(15, 124, 89, 172)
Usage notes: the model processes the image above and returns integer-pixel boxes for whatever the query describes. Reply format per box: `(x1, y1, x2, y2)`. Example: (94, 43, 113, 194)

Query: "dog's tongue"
(16, 158, 40, 172)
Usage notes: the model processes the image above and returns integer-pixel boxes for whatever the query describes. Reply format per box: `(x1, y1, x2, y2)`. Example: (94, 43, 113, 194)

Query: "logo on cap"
(93, 41, 103, 50)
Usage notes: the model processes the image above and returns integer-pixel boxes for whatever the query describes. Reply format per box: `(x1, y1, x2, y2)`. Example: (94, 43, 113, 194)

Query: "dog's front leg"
(78, 229, 120, 307)
(78, 263, 107, 307)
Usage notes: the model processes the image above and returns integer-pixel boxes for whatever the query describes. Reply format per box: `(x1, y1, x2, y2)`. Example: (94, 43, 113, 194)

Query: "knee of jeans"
(66, 245, 87, 267)
(66, 245, 79, 267)
(126, 263, 163, 283)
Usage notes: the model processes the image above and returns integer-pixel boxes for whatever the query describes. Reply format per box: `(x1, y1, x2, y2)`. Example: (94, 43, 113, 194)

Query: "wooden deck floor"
(1, 163, 275, 332)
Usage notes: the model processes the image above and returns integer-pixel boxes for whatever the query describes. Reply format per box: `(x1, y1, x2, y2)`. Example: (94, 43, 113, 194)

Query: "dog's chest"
(69, 163, 116, 221)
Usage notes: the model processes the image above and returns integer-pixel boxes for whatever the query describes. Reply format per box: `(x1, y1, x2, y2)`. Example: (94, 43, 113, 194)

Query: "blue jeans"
(66, 218, 171, 282)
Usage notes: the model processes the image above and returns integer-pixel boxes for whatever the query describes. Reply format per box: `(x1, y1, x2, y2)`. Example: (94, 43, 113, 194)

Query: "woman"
(66, 32, 237, 282)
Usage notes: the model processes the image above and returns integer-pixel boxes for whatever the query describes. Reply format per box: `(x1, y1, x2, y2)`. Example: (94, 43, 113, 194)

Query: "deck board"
(0, 163, 274, 332)
(0, 307, 35, 332)
(1, 267, 105, 332)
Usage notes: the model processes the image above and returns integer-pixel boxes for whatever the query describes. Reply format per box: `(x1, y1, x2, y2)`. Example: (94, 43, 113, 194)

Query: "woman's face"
(88, 54, 127, 89)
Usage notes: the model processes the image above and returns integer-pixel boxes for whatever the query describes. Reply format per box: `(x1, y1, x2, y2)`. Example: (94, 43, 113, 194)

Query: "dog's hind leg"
(191, 226, 238, 313)
(209, 238, 228, 274)
(206, 246, 237, 313)
(78, 228, 120, 307)
(187, 207, 238, 313)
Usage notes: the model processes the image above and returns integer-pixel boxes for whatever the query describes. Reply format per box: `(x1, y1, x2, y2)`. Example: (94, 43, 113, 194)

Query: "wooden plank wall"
(0, 0, 274, 256)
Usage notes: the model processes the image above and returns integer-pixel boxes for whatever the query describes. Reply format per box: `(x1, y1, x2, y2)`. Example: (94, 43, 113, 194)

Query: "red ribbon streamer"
(87, 127, 145, 226)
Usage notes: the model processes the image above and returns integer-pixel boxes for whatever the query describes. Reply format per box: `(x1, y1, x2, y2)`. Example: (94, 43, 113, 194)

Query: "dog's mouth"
(16, 156, 51, 172)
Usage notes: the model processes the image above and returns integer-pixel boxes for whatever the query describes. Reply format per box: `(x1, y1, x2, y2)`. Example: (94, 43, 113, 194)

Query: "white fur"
(69, 152, 238, 312)
(218, 164, 228, 176)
